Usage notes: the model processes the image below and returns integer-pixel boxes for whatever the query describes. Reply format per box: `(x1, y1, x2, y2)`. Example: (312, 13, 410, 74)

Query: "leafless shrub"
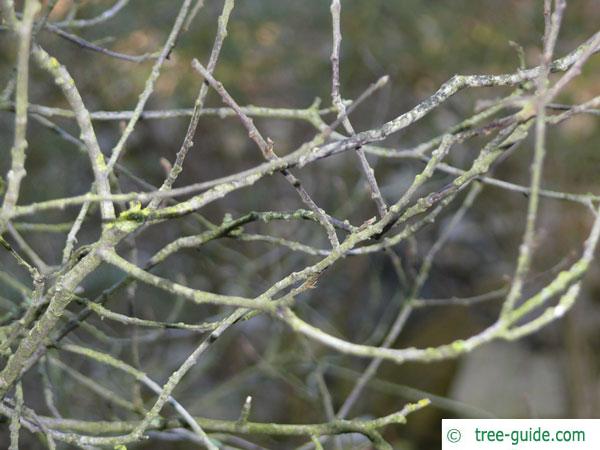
(1, 0, 599, 448)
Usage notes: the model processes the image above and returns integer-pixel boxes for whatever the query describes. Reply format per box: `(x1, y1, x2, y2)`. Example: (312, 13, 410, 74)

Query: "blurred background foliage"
(1, 0, 600, 448)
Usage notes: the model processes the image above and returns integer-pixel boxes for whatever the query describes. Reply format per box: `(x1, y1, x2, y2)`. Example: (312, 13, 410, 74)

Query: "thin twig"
(150, 0, 234, 209)
(192, 59, 342, 248)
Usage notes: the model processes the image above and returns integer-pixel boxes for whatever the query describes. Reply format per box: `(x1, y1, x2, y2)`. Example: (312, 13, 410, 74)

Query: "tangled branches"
(0, 0, 599, 448)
